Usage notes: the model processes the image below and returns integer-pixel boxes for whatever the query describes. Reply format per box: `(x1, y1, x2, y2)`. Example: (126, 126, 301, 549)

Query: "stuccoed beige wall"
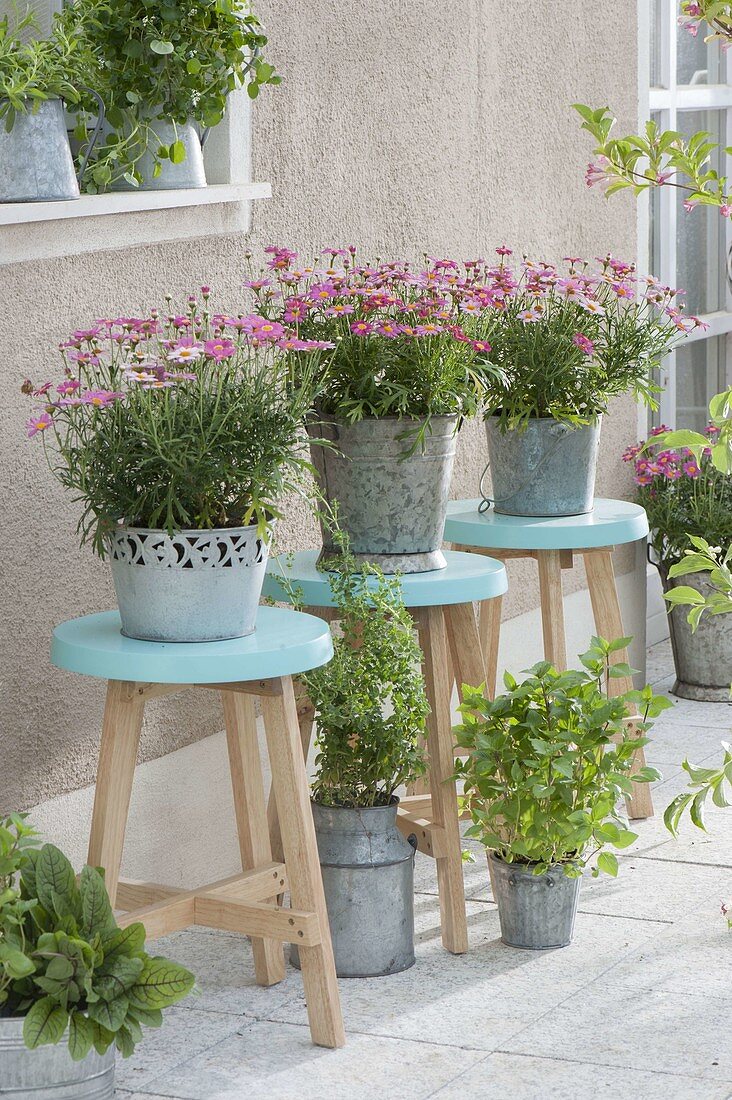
(0, 0, 640, 810)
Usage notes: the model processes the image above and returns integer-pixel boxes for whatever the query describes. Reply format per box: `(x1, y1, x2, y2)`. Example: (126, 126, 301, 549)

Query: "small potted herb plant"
(285, 534, 429, 976)
(60, 0, 278, 191)
(625, 426, 732, 700)
(454, 638, 667, 950)
(246, 246, 484, 573)
(22, 289, 325, 642)
(0, 814, 194, 1099)
(0, 8, 95, 202)
(469, 249, 699, 516)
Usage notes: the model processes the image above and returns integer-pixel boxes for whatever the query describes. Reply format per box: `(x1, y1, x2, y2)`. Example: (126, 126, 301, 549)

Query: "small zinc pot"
(307, 414, 458, 573)
(488, 852, 581, 950)
(0, 99, 81, 202)
(661, 568, 732, 701)
(484, 415, 602, 517)
(0, 1017, 115, 1099)
(291, 800, 417, 978)
(111, 119, 207, 191)
(107, 524, 269, 643)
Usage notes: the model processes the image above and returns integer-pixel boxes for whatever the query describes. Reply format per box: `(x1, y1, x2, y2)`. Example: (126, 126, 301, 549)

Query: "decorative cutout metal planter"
(107, 524, 269, 642)
(483, 416, 602, 517)
(662, 569, 732, 701)
(0, 1017, 115, 1100)
(488, 853, 580, 950)
(291, 800, 417, 977)
(308, 414, 458, 573)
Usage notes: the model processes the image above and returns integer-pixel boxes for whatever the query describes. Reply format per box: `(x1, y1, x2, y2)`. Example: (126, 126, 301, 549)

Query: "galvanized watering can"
(0, 90, 104, 202)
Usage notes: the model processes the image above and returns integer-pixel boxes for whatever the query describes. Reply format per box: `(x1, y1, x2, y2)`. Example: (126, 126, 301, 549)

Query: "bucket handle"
(74, 86, 106, 186)
(197, 45, 261, 151)
(479, 420, 573, 513)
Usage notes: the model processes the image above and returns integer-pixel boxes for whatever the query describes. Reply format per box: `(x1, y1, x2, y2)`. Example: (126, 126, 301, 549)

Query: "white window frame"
(643, 0, 732, 428)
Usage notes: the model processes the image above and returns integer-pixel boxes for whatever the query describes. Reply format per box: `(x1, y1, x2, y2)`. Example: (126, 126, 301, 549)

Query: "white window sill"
(0, 182, 271, 226)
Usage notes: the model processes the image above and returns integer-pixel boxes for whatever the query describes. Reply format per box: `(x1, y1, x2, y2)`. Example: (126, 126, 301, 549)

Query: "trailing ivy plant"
(454, 638, 669, 877)
(282, 527, 429, 809)
(0, 7, 84, 130)
(0, 814, 194, 1059)
(60, 0, 280, 190)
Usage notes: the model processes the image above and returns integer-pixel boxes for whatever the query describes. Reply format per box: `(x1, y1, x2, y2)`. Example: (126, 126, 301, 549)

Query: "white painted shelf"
(0, 182, 271, 226)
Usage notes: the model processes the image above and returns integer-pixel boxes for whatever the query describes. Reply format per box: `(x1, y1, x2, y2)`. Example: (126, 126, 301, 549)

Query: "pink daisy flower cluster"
(623, 426, 709, 486)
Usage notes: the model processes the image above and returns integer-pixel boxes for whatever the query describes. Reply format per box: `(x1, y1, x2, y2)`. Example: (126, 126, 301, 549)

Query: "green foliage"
(454, 638, 669, 876)
(664, 536, 732, 629)
(58, 0, 279, 190)
(651, 389, 732, 477)
(0, 815, 194, 1058)
(288, 529, 429, 808)
(0, 7, 84, 129)
(664, 743, 732, 837)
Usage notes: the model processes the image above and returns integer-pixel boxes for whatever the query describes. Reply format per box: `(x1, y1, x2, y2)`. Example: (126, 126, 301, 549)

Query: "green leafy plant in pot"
(283, 529, 429, 977)
(60, 0, 279, 191)
(22, 288, 323, 643)
(0, 7, 98, 202)
(0, 814, 194, 1099)
(468, 248, 698, 517)
(454, 638, 669, 949)
(250, 246, 484, 573)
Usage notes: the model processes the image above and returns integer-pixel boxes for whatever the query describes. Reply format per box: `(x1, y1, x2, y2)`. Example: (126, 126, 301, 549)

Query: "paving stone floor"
(115, 640, 732, 1100)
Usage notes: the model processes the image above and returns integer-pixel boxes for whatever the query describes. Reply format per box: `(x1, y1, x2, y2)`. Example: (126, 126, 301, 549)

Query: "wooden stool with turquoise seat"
(50, 606, 345, 1049)
(263, 549, 508, 956)
(444, 497, 653, 820)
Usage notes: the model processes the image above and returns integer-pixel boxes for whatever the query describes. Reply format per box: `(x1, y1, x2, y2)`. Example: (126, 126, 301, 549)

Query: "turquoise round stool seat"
(263, 549, 508, 608)
(51, 606, 333, 684)
(444, 497, 649, 550)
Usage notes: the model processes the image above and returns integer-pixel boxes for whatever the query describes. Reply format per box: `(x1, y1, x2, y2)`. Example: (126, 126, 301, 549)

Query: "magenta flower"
(33, 382, 53, 397)
(283, 299, 310, 322)
(26, 411, 53, 437)
(572, 333, 595, 356)
(517, 308, 543, 323)
(377, 322, 402, 338)
(415, 323, 444, 335)
(496, 246, 513, 257)
(350, 320, 375, 335)
(622, 443, 642, 463)
(664, 466, 684, 480)
(324, 303, 355, 317)
(56, 379, 81, 396)
(204, 338, 236, 361)
(471, 339, 492, 352)
(82, 390, 125, 408)
(683, 460, 701, 478)
(249, 320, 285, 340)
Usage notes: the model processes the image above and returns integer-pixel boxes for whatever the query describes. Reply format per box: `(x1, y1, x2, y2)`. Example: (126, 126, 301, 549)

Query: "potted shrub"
(22, 289, 324, 642)
(0, 814, 194, 1099)
(247, 246, 484, 573)
(469, 249, 700, 516)
(0, 8, 96, 202)
(285, 533, 429, 976)
(625, 426, 732, 700)
(454, 637, 668, 949)
(60, 0, 279, 192)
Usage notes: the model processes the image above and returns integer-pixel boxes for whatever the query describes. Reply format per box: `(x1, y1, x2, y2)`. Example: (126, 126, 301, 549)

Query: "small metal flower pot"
(484, 416, 602, 516)
(0, 99, 80, 202)
(111, 119, 207, 190)
(291, 800, 417, 977)
(488, 852, 581, 950)
(0, 1017, 115, 1099)
(662, 568, 732, 701)
(308, 414, 458, 573)
(107, 524, 269, 642)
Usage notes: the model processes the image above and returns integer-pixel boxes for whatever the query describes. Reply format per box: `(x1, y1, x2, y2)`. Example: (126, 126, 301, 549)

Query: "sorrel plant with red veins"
(625, 425, 732, 571)
(467, 250, 702, 431)
(22, 290, 325, 555)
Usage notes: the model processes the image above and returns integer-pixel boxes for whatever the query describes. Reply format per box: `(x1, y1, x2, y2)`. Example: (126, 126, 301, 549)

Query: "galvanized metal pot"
(488, 853, 581, 950)
(0, 99, 80, 202)
(107, 525, 269, 642)
(111, 119, 207, 191)
(483, 416, 602, 517)
(661, 568, 732, 701)
(291, 800, 417, 977)
(308, 414, 458, 573)
(0, 1017, 115, 1099)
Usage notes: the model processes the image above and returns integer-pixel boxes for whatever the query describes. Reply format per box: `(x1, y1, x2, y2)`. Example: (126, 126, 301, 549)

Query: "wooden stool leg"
(87, 680, 145, 907)
(415, 606, 469, 955)
(262, 676, 345, 1049)
(585, 550, 654, 820)
(537, 550, 568, 670)
(445, 601, 489, 697)
(479, 594, 502, 699)
(221, 690, 286, 987)
(267, 682, 316, 864)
